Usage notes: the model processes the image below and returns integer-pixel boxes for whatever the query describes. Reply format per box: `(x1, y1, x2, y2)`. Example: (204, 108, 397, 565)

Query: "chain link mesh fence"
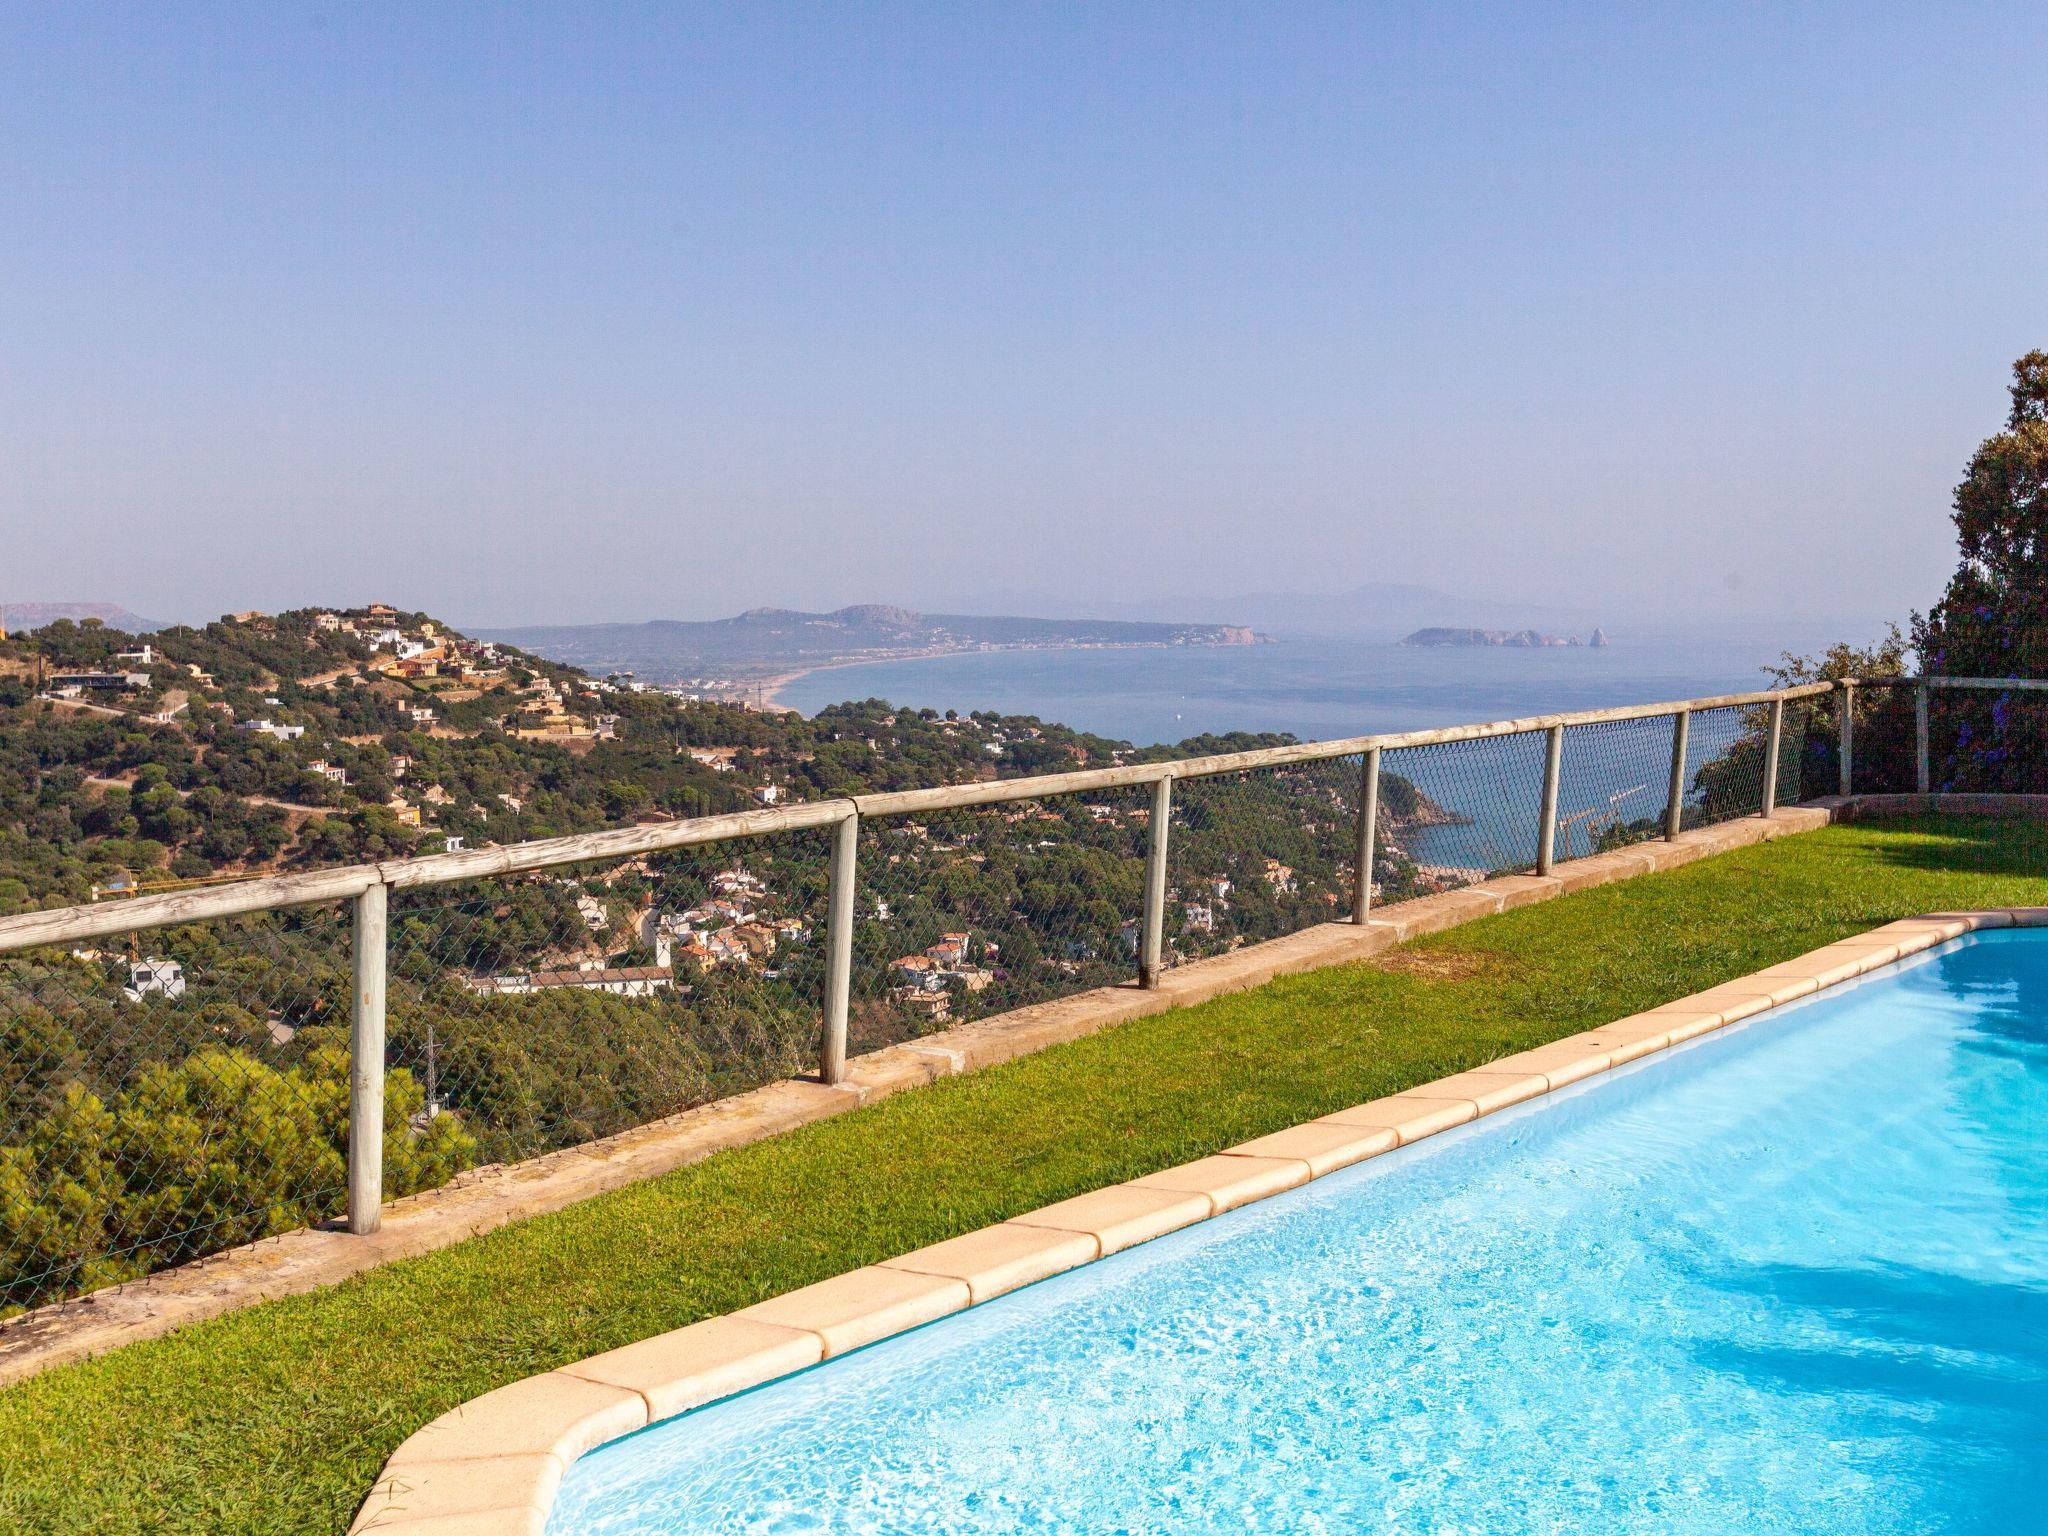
(1694, 697, 1812, 822)
(1555, 716, 1678, 858)
(1165, 758, 1361, 963)
(1793, 689, 1846, 800)
(3, 691, 1855, 1313)
(848, 789, 1150, 1055)
(1736, 683, 2000, 798)
(1776, 682, 2048, 796)
(1683, 703, 1773, 825)
(1835, 684, 1920, 793)
(1, 903, 359, 1315)
(1776, 698, 1814, 809)
(1925, 686, 2048, 793)
(1375, 732, 1551, 897)
(386, 833, 830, 1167)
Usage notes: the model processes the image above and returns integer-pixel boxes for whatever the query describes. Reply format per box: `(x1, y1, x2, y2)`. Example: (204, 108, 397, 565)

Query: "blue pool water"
(548, 932, 2048, 1535)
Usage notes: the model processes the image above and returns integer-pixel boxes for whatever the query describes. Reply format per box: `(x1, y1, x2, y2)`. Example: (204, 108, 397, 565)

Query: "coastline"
(752, 640, 1253, 713)
(742, 629, 1805, 751)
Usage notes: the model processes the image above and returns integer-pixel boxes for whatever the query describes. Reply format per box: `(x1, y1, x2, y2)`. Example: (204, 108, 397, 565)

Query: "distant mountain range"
(2, 602, 165, 635)
(482, 605, 1270, 691)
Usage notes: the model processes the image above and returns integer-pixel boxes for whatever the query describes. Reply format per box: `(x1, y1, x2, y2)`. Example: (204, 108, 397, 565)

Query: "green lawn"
(5, 814, 2045, 1535)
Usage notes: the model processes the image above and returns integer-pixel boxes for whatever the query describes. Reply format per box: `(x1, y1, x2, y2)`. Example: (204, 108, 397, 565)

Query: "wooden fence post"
(1140, 775, 1173, 987)
(1351, 748, 1382, 920)
(819, 811, 858, 1084)
(1537, 725, 1564, 874)
(347, 881, 388, 1236)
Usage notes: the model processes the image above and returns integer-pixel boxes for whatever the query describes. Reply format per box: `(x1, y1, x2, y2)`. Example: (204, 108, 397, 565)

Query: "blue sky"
(3, 3, 2043, 627)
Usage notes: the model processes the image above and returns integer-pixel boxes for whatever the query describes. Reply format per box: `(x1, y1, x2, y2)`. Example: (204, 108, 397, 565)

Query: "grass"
(5, 813, 2047, 1535)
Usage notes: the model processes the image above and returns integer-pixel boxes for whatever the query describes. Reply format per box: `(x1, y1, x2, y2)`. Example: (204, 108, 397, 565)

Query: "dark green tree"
(1915, 350, 2048, 676)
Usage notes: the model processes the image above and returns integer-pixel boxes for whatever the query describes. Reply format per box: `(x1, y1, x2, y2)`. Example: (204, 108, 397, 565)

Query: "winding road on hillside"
(84, 776, 334, 818)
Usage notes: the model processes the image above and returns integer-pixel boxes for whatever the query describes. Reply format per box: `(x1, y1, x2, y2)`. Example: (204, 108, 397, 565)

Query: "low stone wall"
(1813, 792, 2048, 820)
(0, 806, 1831, 1386)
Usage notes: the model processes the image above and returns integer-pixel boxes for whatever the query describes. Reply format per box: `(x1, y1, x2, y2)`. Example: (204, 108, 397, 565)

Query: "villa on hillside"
(466, 965, 674, 998)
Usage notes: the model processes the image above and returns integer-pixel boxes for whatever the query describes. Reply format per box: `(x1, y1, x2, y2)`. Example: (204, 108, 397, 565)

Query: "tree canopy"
(1915, 349, 2048, 676)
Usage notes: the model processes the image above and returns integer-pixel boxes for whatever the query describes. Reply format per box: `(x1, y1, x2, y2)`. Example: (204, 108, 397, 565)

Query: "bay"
(771, 620, 1860, 746)
(773, 619, 1869, 873)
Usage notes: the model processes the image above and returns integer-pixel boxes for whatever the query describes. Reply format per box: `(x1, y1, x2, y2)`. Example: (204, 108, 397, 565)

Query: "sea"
(772, 620, 1861, 747)
(774, 619, 1871, 872)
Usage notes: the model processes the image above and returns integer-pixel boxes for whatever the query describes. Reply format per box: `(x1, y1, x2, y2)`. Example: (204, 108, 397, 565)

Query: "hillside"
(0, 605, 1238, 909)
(0, 603, 1476, 1309)
(482, 604, 1269, 692)
(0, 603, 164, 635)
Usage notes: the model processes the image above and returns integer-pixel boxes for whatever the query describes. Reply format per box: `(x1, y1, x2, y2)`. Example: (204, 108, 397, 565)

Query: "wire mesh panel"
(849, 788, 1150, 1056)
(1775, 697, 1814, 809)
(1793, 689, 1845, 801)
(1851, 686, 1917, 792)
(1847, 685, 1922, 793)
(1373, 733, 1550, 899)
(0, 902, 359, 1314)
(387, 833, 829, 1168)
(1165, 757, 1360, 965)
(1680, 703, 1773, 827)
(0, 682, 1865, 1317)
(1927, 687, 2048, 793)
(1555, 715, 1681, 859)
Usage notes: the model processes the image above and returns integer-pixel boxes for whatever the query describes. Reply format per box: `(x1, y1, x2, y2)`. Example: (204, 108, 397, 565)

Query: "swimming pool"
(541, 929, 2048, 1535)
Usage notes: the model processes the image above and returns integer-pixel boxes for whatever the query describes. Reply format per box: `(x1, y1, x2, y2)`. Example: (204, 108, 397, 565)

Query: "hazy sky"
(4, 3, 2044, 629)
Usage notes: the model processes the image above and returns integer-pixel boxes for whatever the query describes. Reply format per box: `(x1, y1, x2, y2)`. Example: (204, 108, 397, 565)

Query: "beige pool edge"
(350, 904, 2037, 1536)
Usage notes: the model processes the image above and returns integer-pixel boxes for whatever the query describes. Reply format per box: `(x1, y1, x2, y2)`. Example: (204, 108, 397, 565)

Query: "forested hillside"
(0, 606, 1457, 1310)
(0, 606, 1229, 910)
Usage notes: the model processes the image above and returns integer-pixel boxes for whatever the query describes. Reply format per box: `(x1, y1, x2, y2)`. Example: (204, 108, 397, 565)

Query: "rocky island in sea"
(1400, 626, 1609, 649)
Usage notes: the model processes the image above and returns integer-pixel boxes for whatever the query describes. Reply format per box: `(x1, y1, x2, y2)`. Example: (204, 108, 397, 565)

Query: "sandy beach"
(751, 640, 1228, 712)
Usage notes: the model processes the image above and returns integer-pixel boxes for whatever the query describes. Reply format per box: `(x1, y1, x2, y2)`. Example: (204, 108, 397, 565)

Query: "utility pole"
(424, 1020, 440, 1116)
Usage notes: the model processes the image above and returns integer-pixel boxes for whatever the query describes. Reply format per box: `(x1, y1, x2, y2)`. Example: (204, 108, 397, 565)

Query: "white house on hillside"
(122, 957, 185, 1002)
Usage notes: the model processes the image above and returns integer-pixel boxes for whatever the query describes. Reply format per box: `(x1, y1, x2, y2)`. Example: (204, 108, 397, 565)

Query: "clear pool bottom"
(548, 932, 2048, 1535)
